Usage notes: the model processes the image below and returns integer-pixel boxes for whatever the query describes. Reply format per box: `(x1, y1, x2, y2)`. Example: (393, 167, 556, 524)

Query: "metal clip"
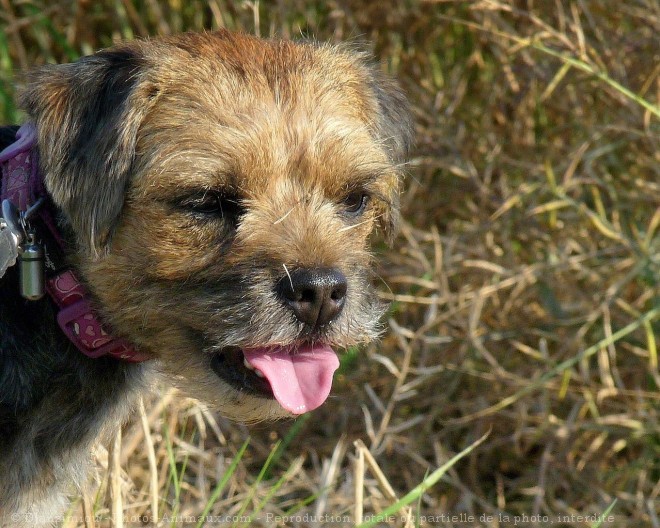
(19, 231, 45, 300)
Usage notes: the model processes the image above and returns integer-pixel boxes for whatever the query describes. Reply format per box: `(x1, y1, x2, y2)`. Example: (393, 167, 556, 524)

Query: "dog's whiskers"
(282, 263, 294, 291)
(338, 213, 383, 233)
(273, 206, 295, 225)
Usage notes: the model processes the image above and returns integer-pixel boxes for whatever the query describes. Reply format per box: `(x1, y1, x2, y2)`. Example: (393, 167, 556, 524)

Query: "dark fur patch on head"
(364, 68, 413, 242)
(368, 70, 414, 164)
(19, 46, 152, 256)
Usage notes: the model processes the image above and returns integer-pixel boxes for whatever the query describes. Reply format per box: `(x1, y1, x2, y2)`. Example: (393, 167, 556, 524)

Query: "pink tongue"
(242, 345, 340, 415)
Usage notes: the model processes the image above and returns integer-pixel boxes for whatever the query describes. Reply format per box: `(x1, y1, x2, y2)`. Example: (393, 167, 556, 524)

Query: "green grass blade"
(195, 437, 250, 528)
(21, 4, 79, 62)
(355, 432, 489, 528)
(438, 15, 660, 119)
(590, 499, 617, 528)
(163, 426, 182, 527)
(455, 307, 660, 423)
(251, 458, 303, 520)
(163, 426, 179, 498)
(414, 469, 428, 528)
(233, 440, 282, 524)
(282, 490, 322, 516)
(263, 413, 309, 480)
(527, 41, 660, 119)
(0, 28, 16, 124)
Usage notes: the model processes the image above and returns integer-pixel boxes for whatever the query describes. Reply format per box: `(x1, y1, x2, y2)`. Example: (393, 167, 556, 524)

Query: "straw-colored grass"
(1, 1, 658, 526)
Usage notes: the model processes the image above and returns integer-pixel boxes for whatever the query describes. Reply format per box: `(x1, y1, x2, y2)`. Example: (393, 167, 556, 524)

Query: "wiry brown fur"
(1, 30, 411, 526)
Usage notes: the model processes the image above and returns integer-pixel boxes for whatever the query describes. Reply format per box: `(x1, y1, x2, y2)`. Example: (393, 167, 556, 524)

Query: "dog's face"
(20, 31, 412, 421)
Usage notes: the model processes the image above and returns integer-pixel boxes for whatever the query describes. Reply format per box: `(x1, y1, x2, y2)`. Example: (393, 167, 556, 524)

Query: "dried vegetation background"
(1, 1, 659, 527)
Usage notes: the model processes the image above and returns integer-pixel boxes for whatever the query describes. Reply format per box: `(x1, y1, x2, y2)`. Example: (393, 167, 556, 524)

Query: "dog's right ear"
(19, 46, 155, 258)
(367, 69, 414, 246)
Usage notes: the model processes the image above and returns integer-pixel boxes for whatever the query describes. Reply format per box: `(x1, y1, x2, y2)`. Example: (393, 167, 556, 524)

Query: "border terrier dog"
(0, 30, 411, 525)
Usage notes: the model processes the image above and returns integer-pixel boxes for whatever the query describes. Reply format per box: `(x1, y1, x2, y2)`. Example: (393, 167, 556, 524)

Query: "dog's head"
(20, 31, 412, 421)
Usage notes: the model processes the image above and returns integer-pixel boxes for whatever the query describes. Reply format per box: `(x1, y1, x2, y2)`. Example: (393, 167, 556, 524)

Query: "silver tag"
(0, 221, 20, 278)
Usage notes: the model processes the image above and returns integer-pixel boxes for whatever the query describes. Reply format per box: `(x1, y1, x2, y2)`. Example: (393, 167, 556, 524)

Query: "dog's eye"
(187, 195, 223, 214)
(181, 193, 245, 225)
(341, 192, 370, 217)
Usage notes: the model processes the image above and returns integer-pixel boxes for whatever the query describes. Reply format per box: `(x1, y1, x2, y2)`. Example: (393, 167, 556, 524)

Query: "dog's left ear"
(19, 45, 154, 257)
(367, 69, 414, 245)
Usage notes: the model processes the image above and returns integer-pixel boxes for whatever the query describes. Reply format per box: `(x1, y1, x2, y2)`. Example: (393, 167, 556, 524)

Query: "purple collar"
(0, 123, 149, 363)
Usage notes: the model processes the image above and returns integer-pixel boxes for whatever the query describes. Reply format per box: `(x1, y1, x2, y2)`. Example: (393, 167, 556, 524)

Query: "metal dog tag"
(19, 231, 45, 300)
(0, 221, 20, 278)
(0, 200, 24, 279)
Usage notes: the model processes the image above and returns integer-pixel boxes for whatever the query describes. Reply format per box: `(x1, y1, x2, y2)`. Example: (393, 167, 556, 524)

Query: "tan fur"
(71, 31, 411, 422)
(3, 30, 411, 525)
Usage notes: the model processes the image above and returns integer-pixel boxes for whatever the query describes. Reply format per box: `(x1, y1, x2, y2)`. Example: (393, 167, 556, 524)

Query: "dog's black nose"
(277, 267, 347, 327)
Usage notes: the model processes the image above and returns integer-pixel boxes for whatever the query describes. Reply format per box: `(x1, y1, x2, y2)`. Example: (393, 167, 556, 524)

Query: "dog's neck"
(0, 125, 148, 516)
(0, 259, 146, 516)
(0, 123, 148, 362)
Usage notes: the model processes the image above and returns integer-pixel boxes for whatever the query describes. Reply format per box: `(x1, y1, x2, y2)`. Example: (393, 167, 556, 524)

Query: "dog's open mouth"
(211, 344, 340, 415)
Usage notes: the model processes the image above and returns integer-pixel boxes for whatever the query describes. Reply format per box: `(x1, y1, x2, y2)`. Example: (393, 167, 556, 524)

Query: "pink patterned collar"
(0, 123, 149, 362)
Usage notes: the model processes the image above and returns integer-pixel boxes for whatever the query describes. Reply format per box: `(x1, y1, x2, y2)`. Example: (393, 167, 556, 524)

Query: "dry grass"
(1, 1, 659, 527)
